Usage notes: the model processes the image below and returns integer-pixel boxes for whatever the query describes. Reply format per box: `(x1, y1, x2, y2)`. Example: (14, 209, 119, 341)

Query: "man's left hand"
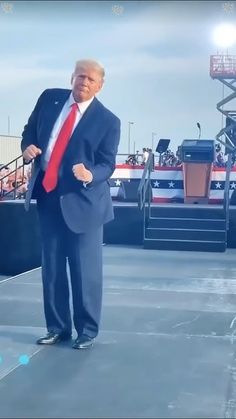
(72, 163, 93, 183)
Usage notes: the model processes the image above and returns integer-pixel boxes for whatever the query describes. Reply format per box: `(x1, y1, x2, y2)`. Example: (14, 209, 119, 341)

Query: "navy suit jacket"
(21, 88, 121, 233)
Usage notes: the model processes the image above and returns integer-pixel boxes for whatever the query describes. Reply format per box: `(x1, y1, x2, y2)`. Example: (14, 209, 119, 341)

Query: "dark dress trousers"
(21, 88, 121, 338)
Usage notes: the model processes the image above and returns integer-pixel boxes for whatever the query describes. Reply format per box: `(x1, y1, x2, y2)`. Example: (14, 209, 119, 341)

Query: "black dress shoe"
(36, 332, 72, 345)
(72, 335, 94, 349)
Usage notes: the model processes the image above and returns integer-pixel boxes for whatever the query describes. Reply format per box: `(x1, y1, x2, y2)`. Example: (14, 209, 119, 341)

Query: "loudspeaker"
(156, 139, 170, 154)
(122, 181, 152, 202)
(230, 189, 236, 205)
(123, 181, 139, 202)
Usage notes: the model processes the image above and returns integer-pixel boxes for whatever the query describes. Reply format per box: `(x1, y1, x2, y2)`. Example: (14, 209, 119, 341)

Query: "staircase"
(144, 204, 227, 252)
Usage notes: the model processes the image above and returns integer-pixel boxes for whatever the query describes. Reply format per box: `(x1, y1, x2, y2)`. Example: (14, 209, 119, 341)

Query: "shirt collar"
(68, 93, 94, 115)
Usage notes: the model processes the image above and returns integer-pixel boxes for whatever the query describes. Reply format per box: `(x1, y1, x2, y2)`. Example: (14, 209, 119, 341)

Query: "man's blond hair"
(74, 59, 105, 79)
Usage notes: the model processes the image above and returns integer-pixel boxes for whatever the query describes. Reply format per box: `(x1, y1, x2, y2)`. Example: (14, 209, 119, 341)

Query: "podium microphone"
(197, 122, 201, 139)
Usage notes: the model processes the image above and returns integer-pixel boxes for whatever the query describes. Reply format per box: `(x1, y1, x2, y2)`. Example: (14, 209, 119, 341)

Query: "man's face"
(71, 65, 104, 102)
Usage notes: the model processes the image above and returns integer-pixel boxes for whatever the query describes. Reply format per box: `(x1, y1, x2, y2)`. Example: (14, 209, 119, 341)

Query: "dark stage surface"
(2, 199, 236, 275)
(1, 245, 236, 418)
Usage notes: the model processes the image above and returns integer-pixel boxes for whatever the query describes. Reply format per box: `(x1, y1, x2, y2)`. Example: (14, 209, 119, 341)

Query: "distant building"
(0, 135, 21, 165)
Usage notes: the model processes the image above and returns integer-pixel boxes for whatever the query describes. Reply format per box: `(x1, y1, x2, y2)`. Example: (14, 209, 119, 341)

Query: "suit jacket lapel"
(42, 91, 71, 147)
(70, 97, 100, 139)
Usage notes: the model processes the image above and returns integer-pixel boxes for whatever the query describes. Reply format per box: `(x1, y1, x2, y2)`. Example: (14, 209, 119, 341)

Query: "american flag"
(110, 165, 236, 203)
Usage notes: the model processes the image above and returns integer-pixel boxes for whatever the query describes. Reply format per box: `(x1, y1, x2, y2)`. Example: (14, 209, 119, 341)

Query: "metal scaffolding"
(210, 54, 236, 149)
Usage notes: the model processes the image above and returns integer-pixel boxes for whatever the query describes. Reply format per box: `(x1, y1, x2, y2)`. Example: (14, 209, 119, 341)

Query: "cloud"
(0, 53, 70, 89)
(86, 3, 211, 53)
(104, 52, 209, 77)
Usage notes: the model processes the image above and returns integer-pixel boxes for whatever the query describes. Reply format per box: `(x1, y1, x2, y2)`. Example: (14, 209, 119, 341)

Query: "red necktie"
(42, 103, 78, 192)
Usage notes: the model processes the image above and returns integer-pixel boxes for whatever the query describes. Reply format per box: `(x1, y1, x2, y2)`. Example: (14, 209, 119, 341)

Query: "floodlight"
(212, 23, 236, 48)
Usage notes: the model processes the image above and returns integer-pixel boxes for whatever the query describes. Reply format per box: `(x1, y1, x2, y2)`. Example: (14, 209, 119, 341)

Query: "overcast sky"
(1, 0, 236, 154)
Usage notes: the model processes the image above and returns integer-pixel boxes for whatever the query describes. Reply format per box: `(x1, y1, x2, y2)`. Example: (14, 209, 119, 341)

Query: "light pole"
(128, 121, 134, 154)
(152, 132, 157, 151)
(8, 116, 10, 135)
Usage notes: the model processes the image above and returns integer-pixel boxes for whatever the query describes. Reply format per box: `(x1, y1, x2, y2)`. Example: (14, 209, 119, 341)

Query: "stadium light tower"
(210, 23, 236, 227)
(212, 23, 236, 50)
(210, 22, 236, 151)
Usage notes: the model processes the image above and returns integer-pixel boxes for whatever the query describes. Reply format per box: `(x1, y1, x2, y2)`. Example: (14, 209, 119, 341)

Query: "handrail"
(0, 155, 23, 170)
(0, 155, 28, 200)
(137, 152, 154, 242)
(137, 152, 154, 210)
(224, 152, 232, 231)
(216, 131, 236, 234)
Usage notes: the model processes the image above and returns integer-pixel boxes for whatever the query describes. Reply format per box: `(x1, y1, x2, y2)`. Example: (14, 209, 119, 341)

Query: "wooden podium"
(181, 140, 215, 204)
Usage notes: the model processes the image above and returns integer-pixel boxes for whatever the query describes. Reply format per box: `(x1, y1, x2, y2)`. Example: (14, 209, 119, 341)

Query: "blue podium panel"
(181, 139, 215, 163)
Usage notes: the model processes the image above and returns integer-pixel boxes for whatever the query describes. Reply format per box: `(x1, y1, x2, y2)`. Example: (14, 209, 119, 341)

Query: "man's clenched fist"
(72, 163, 93, 183)
(23, 144, 42, 162)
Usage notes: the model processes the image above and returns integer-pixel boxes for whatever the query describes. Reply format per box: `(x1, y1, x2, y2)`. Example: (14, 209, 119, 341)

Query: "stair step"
(143, 238, 226, 252)
(145, 228, 226, 241)
(148, 217, 226, 230)
(149, 216, 225, 221)
(150, 207, 225, 219)
(144, 204, 227, 252)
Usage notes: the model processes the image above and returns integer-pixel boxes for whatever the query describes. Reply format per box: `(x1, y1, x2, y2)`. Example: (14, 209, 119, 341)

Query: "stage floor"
(1, 244, 236, 418)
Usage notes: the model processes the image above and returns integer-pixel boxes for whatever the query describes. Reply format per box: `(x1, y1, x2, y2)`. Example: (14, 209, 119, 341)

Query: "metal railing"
(137, 153, 154, 239)
(0, 152, 148, 201)
(215, 132, 236, 233)
(224, 152, 232, 232)
(210, 55, 236, 79)
(0, 155, 30, 200)
(222, 133, 236, 233)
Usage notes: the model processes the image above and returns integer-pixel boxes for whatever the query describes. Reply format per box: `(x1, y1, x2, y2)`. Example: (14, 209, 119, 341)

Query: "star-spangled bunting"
(110, 179, 236, 190)
(215, 182, 222, 189)
(109, 167, 236, 202)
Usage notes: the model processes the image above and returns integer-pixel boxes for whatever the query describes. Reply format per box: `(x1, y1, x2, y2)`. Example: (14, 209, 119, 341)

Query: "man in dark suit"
(21, 59, 120, 349)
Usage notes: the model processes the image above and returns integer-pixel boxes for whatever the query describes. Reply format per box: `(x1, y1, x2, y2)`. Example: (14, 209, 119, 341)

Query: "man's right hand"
(22, 145, 42, 162)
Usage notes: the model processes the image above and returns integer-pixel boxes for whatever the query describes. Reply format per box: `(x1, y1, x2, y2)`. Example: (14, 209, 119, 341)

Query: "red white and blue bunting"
(110, 165, 236, 203)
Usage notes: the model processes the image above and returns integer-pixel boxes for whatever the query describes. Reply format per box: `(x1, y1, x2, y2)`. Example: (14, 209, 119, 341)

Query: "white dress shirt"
(43, 93, 94, 170)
